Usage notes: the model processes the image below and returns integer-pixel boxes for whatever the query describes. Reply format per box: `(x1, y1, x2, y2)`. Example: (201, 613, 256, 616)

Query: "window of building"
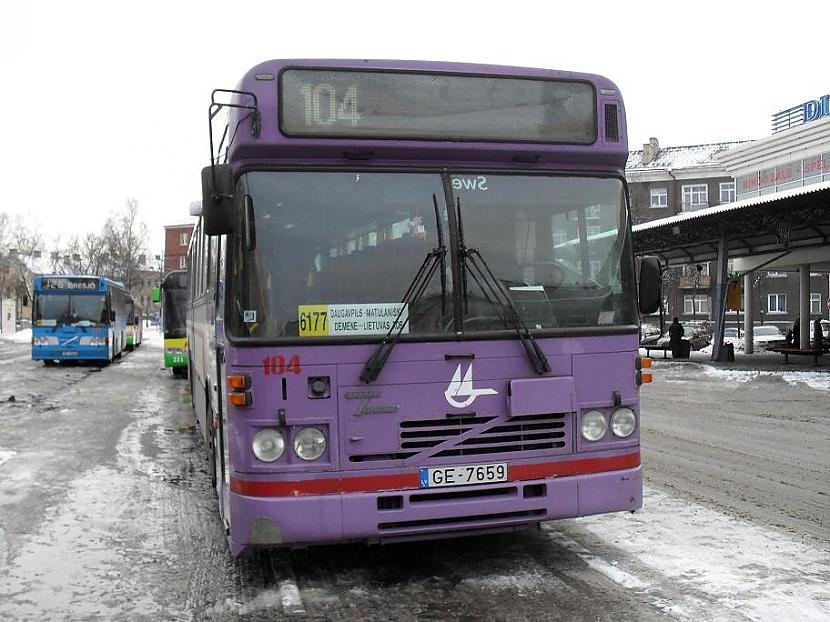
(650, 187, 668, 208)
(585, 205, 602, 219)
(719, 182, 735, 203)
(811, 292, 822, 313)
(179, 232, 189, 246)
(681, 184, 708, 211)
(768, 293, 787, 313)
(683, 294, 710, 315)
(179, 255, 186, 269)
(681, 263, 709, 277)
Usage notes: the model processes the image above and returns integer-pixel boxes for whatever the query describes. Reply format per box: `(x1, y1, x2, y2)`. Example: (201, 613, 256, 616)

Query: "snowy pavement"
(0, 336, 828, 620)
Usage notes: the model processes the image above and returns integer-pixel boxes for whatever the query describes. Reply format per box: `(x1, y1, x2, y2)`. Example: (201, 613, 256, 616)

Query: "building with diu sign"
(630, 90, 830, 357)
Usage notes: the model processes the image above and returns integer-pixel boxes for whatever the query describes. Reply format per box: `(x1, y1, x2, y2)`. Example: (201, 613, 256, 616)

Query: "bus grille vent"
(604, 103, 620, 142)
(400, 412, 570, 460)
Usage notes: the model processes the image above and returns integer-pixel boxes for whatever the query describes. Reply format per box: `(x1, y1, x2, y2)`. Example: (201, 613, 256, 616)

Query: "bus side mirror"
(638, 255, 662, 315)
(152, 287, 160, 303)
(201, 164, 235, 236)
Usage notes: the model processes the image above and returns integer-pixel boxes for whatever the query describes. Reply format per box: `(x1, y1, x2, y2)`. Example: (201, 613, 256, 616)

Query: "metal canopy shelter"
(632, 180, 830, 360)
(633, 180, 830, 266)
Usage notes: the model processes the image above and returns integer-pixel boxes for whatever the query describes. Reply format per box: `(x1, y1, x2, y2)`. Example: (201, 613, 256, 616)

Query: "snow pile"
(0, 328, 31, 343)
(781, 371, 830, 391)
(700, 366, 830, 390)
(701, 367, 776, 383)
(0, 450, 16, 467)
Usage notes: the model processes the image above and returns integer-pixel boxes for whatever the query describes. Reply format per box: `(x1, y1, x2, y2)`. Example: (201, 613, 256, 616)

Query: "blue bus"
(32, 275, 129, 365)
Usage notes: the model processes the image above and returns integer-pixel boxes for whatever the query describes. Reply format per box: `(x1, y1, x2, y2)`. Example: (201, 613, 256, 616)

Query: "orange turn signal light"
(640, 371, 653, 384)
(228, 391, 252, 407)
(641, 357, 652, 369)
(227, 374, 251, 391)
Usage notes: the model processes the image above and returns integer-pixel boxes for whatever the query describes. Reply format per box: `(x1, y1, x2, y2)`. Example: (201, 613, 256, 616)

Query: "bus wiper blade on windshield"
(455, 198, 551, 375)
(360, 195, 448, 384)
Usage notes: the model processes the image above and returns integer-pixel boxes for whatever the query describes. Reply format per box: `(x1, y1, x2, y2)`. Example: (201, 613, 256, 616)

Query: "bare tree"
(103, 198, 148, 288)
(0, 212, 14, 296)
(2, 217, 44, 304)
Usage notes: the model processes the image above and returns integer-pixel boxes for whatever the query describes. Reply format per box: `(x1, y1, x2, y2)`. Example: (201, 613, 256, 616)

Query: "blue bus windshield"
(35, 293, 108, 326)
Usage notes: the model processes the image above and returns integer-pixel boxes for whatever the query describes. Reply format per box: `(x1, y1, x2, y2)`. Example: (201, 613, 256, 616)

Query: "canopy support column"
(711, 235, 730, 361)
(743, 271, 754, 354)
(800, 264, 811, 348)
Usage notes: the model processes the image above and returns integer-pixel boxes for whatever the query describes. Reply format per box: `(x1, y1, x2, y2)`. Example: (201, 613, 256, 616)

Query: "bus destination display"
(280, 69, 596, 143)
(40, 277, 100, 291)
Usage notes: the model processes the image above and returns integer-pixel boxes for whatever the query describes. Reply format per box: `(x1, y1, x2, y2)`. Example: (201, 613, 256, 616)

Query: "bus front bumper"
(32, 345, 109, 361)
(227, 464, 641, 557)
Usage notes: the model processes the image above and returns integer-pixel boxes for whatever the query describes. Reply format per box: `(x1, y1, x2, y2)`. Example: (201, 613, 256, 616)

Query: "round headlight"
(611, 408, 637, 438)
(580, 410, 607, 441)
(293, 427, 326, 461)
(252, 428, 285, 462)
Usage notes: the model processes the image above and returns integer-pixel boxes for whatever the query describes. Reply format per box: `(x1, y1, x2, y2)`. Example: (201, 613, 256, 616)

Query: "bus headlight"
(611, 408, 637, 438)
(293, 427, 326, 461)
(252, 428, 285, 462)
(580, 410, 607, 441)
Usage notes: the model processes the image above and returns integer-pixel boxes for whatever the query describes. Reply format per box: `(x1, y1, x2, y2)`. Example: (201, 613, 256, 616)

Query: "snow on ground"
(560, 486, 830, 621)
(700, 365, 830, 390)
(701, 367, 777, 383)
(0, 450, 16, 468)
(0, 328, 31, 343)
(780, 371, 830, 391)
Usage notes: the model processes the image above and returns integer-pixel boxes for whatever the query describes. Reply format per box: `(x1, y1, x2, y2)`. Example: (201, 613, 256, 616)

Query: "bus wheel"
(43, 360, 55, 367)
(173, 367, 187, 379)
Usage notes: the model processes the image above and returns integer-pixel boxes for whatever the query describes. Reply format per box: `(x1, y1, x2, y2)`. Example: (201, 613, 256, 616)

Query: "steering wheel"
(462, 315, 505, 330)
(521, 262, 566, 287)
(442, 315, 505, 331)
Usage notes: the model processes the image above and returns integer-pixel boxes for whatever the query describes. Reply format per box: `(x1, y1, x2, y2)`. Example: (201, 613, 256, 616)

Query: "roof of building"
(626, 141, 750, 171)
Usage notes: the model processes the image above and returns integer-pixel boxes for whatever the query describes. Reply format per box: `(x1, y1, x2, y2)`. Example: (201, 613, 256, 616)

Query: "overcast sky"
(2, 1, 827, 256)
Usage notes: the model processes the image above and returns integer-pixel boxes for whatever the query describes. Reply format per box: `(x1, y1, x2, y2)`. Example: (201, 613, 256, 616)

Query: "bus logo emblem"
(444, 364, 497, 408)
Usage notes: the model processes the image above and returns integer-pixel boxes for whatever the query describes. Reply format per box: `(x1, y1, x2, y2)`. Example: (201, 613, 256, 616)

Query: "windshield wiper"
(360, 194, 448, 383)
(455, 198, 551, 375)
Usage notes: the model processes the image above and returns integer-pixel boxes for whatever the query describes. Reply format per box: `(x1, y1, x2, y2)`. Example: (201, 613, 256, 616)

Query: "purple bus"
(188, 59, 661, 557)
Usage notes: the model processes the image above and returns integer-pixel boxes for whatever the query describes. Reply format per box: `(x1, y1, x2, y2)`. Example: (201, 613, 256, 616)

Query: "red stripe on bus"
(229, 451, 640, 498)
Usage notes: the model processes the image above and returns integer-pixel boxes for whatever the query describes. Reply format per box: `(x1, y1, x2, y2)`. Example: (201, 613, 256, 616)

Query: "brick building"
(626, 139, 746, 324)
(164, 224, 194, 272)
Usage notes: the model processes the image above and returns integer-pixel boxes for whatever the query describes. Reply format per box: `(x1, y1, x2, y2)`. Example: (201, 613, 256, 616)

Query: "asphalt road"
(641, 362, 830, 547)
(0, 333, 828, 621)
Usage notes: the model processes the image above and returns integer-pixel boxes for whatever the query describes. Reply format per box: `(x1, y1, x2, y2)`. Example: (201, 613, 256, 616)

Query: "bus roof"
(219, 59, 628, 171)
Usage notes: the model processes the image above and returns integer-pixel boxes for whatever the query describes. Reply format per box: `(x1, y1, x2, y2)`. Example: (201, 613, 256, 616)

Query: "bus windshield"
(35, 294, 108, 326)
(163, 289, 187, 338)
(229, 171, 636, 340)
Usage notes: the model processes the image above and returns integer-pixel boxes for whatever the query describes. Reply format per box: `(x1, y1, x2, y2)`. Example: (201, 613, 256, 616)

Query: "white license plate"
(419, 462, 508, 488)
